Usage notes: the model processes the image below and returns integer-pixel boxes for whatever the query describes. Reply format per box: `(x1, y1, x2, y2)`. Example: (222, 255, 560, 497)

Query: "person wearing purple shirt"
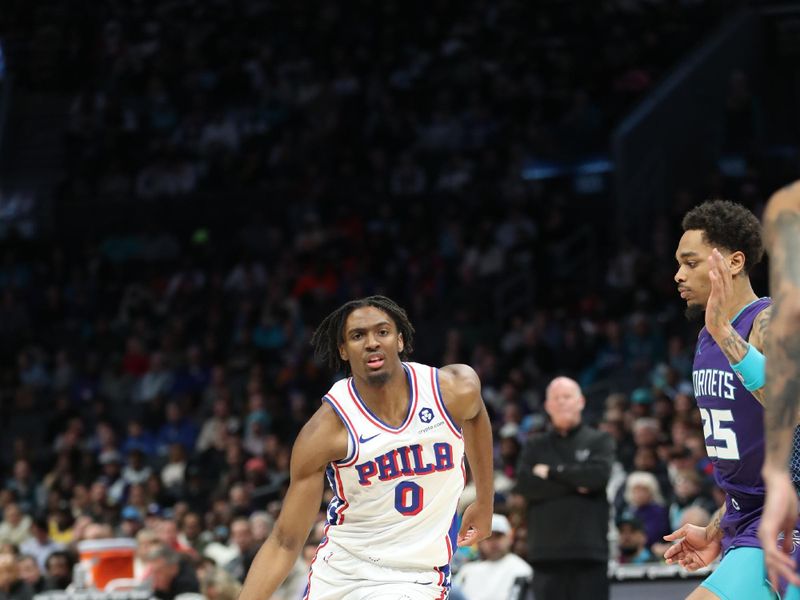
(664, 201, 779, 600)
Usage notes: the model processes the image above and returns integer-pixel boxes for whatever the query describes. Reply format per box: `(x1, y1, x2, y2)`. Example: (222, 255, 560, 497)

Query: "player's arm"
(238, 404, 347, 600)
(758, 183, 800, 589)
(706, 503, 726, 541)
(439, 363, 494, 545)
(704, 247, 769, 404)
(762, 185, 800, 474)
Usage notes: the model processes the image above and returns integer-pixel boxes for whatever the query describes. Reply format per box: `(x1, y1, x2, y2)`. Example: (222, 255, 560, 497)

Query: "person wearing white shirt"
(454, 514, 533, 600)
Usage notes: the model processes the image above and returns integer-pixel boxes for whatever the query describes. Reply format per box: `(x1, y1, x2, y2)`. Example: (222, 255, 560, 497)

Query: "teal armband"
(730, 344, 766, 392)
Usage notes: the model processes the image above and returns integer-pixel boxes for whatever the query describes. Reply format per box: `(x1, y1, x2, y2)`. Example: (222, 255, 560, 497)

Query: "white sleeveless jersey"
(321, 361, 466, 570)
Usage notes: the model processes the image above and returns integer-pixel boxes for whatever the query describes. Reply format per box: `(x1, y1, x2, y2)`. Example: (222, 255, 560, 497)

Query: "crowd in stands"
(0, 0, 793, 599)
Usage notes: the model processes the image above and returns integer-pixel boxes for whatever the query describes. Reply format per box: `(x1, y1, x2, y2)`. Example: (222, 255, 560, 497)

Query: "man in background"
(515, 376, 615, 600)
(453, 513, 532, 600)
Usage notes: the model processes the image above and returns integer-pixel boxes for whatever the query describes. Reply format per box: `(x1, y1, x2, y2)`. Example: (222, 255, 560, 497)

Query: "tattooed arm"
(762, 185, 800, 472)
(703, 248, 769, 404)
(759, 184, 800, 589)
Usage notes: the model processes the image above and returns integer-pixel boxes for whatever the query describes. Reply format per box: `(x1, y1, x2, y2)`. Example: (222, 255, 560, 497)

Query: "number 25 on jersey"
(700, 407, 740, 460)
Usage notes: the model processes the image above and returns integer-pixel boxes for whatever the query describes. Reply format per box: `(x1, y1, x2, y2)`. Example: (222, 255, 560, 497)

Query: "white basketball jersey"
(321, 361, 466, 570)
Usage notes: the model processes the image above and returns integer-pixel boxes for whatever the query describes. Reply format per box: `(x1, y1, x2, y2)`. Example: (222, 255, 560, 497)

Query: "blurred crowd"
(0, 0, 792, 599)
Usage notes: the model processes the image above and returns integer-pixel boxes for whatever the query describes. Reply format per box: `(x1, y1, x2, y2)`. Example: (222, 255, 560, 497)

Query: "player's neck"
(726, 278, 759, 321)
(353, 370, 411, 424)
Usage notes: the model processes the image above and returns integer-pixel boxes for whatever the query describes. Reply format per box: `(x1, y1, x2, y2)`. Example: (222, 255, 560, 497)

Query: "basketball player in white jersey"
(238, 296, 494, 600)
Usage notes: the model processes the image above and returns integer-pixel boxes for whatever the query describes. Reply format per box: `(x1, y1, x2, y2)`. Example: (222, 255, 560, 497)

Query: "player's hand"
(457, 501, 492, 547)
(759, 470, 800, 589)
(705, 248, 736, 339)
(663, 523, 722, 572)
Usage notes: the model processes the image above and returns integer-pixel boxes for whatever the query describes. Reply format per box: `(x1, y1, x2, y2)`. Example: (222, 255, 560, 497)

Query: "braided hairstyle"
(310, 295, 415, 372)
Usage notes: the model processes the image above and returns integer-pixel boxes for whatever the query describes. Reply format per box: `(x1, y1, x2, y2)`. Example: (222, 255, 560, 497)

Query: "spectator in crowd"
(224, 517, 257, 584)
(623, 471, 671, 551)
(201, 569, 241, 600)
(15, 556, 47, 595)
(0, 554, 32, 600)
(0, 506, 31, 548)
(453, 513, 533, 600)
(19, 517, 63, 570)
(143, 544, 200, 600)
(515, 376, 615, 600)
(43, 551, 73, 591)
(615, 515, 656, 564)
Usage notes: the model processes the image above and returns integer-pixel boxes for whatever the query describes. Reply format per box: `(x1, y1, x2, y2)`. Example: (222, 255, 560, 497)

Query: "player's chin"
(684, 302, 705, 323)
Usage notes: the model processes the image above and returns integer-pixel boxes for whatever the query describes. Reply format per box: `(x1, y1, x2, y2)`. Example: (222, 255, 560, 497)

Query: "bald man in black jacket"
(514, 376, 615, 600)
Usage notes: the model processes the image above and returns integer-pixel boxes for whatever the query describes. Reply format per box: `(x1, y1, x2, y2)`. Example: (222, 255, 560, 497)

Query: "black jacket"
(515, 423, 615, 563)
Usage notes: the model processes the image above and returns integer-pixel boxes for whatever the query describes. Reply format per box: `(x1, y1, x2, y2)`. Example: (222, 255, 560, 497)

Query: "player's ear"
(339, 344, 348, 362)
(398, 333, 404, 354)
(729, 250, 746, 276)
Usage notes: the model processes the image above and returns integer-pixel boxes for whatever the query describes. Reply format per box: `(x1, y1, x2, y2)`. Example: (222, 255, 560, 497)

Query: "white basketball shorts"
(302, 539, 451, 600)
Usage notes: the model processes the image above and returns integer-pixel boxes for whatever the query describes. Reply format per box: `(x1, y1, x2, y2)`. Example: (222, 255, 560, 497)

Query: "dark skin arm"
(439, 363, 494, 546)
(238, 404, 347, 600)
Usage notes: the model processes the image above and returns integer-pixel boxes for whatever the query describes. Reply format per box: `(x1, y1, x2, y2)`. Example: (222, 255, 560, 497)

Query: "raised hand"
(705, 248, 736, 339)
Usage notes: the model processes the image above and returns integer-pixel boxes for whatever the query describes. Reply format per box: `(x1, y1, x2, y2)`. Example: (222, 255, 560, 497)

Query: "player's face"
(674, 229, 713, 315)
(340, 306, 404, 387)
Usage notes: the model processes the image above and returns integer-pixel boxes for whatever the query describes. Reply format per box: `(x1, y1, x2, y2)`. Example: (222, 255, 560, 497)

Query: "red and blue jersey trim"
(347, 363, 418, 433)
(324, 463, 349, 526)
(433, 564, 451, 599)
(301, 524, 330, 600)
(431, 368, 462, 439)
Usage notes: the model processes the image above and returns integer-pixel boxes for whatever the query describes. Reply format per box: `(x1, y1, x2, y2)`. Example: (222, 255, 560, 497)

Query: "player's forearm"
(762, 199, 800, 471)
(705, 503, 726, 542)
(239, 534, 304, 600)
(712, 323, 750, 365)
(462, 403, 494, 505)
(763, 305, 800, 471)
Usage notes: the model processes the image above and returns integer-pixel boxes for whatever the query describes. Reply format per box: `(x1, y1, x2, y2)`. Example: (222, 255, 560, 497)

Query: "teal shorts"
(701, 547, 779, 600)
(786, 584, 800, 600)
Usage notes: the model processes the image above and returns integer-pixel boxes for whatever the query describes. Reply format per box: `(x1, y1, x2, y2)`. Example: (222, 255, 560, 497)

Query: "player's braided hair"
(310, 295, 415, 371)
(682, 200, 764, 272)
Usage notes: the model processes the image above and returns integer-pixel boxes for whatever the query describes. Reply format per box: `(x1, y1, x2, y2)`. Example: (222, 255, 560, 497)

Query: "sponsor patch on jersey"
(575, 449, 590, 462)
(419, 407, 434, 423)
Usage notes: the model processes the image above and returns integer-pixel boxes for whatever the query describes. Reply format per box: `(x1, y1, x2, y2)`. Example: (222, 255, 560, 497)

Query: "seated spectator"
(201, 568, 241, 600)
(143, 544, 200, 600)
(43, 551, 73, 590)
(453, 514, 532, 600)
(15, 556, 47, 594)
(615, 515, 655, 564)
(667, 469, 717, 530)
(19, 517, 63, 570)
(223, 518, 257, 584)
(0, 505, 31, 547)
(623, 471, 671, 550)
(0, 554, 32, 600)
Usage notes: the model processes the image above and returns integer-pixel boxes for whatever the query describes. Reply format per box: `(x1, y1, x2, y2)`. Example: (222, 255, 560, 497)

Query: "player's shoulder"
(292, 401, 348, 466)
(437, 363, 480, 389)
